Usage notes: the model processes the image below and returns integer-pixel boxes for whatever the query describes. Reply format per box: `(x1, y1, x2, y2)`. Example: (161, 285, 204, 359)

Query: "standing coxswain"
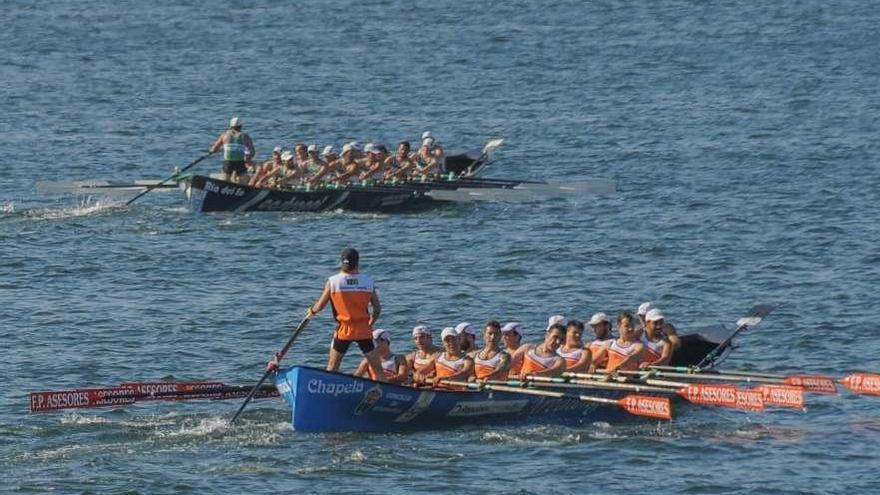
(471, 320, 511, 381)
(210, 117, 255, 185)
(269, 248, 386, 381)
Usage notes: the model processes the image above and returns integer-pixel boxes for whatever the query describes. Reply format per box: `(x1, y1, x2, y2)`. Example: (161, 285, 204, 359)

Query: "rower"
(639, 309, 673, 368)
(637, 301, 681, 350)
(546, 314, 565, 331)
(300, 248, 385, 382)
(210, 117, 255, 185)
(278, 152, 305, 187)
(406, 325, 439, 384)
(308, 146, 338, 185)
(359, 143, 387, 181)
(335, 143, 362, 184)
(472, 320, 510, 381)
(587, 312, 614, 372)
(518, 324, 566, 378)
(293, 144, 309, 174)
(304, 144, 325, 177)
(387, 141, 418, 179)
(250, 146, 282, 187)
(433, 327, 474, 386)
(454, 322, 477, 354)
(501, 321, 526, 379)
(556, 319, 592, 373)
(605, 311, 645, 373)
(255, 151, 291, 188)
(354, 329, 409, 384)
(416, 136, 444, 176)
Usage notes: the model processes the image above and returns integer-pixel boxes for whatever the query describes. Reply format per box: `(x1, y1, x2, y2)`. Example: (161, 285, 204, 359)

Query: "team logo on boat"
(447, 400, 528, 416)
(307, 379, 364, 397)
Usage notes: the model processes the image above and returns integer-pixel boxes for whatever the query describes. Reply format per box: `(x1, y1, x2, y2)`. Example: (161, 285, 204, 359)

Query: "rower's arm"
(588, 347, 608, 373)
(528, 357, 565, 377)
(354, 358, 369, 378)
(484, 353, 511, 381)
(309, 281, 331, 315)
(390, 357, 410, 384)
(573, 348, 592, 372)
(368, 291, 381, 327)
(655, 339, 674, 366)
(609, 344, 645, 373)
(665, 323, 682, 350)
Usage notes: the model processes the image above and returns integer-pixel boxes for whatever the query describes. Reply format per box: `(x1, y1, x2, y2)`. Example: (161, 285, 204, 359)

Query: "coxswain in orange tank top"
(639, 309, 673, 368)
(605, 311, 646, 373)
(501, 322, 526, 379)
(355, 329, 409, 384)
(556, 319, 592, 372)
(471, 320, 511, 381)
(432, 327, 474, 387)
(519, 324, 566, 378)
(290, 248, 386, 382)
(406, 325, 440, 385)
(587, 312, 614, 372)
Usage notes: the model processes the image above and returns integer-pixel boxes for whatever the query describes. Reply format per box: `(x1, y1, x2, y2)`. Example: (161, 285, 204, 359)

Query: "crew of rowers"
(353, 302, 681, 386)
(210, 116, 447, 187)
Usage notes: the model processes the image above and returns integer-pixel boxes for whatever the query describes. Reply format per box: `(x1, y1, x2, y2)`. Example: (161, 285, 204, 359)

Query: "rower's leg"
(326, 349, 345, 372)
(364, 349, 388, 383)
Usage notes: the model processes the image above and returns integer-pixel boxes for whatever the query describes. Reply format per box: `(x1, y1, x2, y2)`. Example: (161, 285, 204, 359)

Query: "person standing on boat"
(210, 117, 255, 185)
(518, 324, 566, 378)
(639, 309, 673, 368)
(305, 248, 386, 381)
(501, 321, 527, 379)
(407, 325, 439, 384)
(556, 319, 592, 373)
(472, 320, 511, 381)
(354, 329, 409, 384)
(637, 302, 681, 350)
(606, 312, 646, 373)
(432, 327, 474, 386)
(587, 312, 614, 372)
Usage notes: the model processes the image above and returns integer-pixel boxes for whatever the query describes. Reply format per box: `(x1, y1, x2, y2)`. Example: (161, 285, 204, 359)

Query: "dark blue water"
(2, 1, 880, 493)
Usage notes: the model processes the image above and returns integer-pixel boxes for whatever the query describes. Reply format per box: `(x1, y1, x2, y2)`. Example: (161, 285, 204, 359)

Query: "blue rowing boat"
(273, 323, 736, 432)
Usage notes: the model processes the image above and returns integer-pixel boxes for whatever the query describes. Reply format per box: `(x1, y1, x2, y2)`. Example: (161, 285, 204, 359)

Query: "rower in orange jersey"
(471, 320, 511, 381)
(406, 325, 439, 384)
(432, 327, 474, 386)
(354, 329, 409, 384)
(637, 301, 681, 350)
(518, 324, 566, 378)
(455, 322, 477, 354)
(587, 312, 614, 372)
(501, 321, 526, 379)
(605, 311, 646, 374)
(556, 319, 592, 373)
(639, 309, 673, 368)
(301, 247, 385, 381)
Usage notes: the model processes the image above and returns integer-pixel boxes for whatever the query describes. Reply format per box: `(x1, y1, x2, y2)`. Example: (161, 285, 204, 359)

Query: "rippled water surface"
(2, 1, 880, 494)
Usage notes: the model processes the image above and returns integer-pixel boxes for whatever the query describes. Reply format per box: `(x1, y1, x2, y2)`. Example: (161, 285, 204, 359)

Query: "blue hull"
(274, 366, 633, 433)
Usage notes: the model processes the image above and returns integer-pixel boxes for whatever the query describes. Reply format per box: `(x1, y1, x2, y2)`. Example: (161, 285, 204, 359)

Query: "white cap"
(307, 144, 318, 153)
(454, 322, 475, 336)
(229, 117, 241, 128)
(364, 143, 378, 154)
(341, 143, 354, 154)
(422, 137, 435, 147)
(440, 327, 458, 340)
(638, 302, 656, 316)
(321, 145, 336, 157)
(351, 141, 363, 151)
(546, 315, 566, 330)
(412, 325, 431, 337)
(501, 322, 523, 337)
(281, 151, 294, 162)
(646, 309, 665, 322)
(589, 312, 610, 325)
(421, 131, 432, 140)
(273, 145, 282, 153)
(372, 329, 390, 342)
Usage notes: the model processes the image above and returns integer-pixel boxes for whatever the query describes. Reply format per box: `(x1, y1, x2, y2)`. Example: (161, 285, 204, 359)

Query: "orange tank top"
(435, 353, 469, 379)
(368, 354, 398, 381)
(328, 272, 375, 340)
(606, 340, 642, 371)
(556, 346, 586, 370)
(640, 334, 668, 364)
(473, 350, 508, 380)
(520, 347, 560, 376)
(508, 347, 524, 376)
(588, 338, 614, 368)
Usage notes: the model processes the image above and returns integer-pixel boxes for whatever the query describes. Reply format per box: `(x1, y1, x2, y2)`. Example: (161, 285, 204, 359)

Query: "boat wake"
(24, 197, 124, 221)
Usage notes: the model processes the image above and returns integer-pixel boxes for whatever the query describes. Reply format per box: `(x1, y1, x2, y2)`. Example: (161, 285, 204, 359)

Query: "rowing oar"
(441, 380, 672, 420)
(230, 314, 311, 423)
(125, 151, 215, 206)
(696, 304, 776, 369)
(29, 381, 277, 412)
(533, 373, 767, 411)
(635, 367, 838, 394)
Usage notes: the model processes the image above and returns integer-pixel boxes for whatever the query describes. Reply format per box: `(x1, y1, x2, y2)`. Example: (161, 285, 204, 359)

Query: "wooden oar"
(442, 380, 672, 420)
(696, 304, 776, 369)
(653, 366, 880, 396)
(29, 382, 277, 412)
(637, 367, 837, 394)
(546, 373, 765, 411)
(125, 151, 214, 206)
(230, 314, 311, 424)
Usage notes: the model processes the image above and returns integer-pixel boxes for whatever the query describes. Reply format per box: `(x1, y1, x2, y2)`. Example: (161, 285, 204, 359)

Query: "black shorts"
(331, 337, 375, 354)
(223, 160, 247, 175)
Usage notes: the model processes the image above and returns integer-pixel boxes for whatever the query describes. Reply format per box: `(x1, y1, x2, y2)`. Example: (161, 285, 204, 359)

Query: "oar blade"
(679, 384, 760, 410)
(736, 304, 776, 328)
(839, 373, 880, 395)
(118, 381, 228, 401)
(30, 388, 136, 412)
(783, 375, 838, 394)
(757, 385, 806, 409)
(619, 395, 672, 420)
(735, 388, 766, 412)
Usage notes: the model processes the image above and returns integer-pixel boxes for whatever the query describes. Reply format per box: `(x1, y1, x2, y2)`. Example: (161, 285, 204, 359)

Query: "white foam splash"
(1, 202, 13, 213)
(27, 196, 122, 220)
(154, 416, 229, 438)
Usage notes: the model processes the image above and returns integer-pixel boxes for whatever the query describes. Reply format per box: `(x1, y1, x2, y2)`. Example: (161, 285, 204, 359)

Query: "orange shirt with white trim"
(328, 272, 376, 341)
